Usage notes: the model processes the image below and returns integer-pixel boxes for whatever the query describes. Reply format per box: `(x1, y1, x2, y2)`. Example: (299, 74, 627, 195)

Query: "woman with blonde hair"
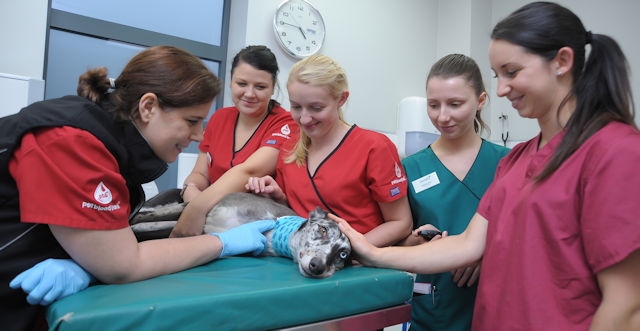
(247, 54, 412, 247)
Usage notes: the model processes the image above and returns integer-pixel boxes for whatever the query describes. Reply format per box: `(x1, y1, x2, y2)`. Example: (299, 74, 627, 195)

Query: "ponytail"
(536, 33, 635, 181)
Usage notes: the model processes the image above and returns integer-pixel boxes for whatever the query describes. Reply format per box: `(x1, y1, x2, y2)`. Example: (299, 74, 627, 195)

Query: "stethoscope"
(499, 113, 509, 147)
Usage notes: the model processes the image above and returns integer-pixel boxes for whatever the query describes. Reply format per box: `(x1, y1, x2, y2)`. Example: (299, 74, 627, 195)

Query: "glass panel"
(46, 29, 219, 102)
(46, 29, 221, 192)
(52, 0, 224, 46)
(46, 29, 143, 100)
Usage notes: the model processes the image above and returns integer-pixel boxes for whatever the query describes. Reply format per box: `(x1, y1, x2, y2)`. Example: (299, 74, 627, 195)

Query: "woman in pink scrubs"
(336, 2, 640, 330)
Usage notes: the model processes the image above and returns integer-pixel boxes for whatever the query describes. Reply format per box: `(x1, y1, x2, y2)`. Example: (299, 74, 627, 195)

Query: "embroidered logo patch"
(281, 124, 291, 136)
(266, 139, 277, 145)
(272, 124, 293, 139)
(391, 162, 407, 186)
(390, 186, 401, 197)
(94, 181, 113, 204)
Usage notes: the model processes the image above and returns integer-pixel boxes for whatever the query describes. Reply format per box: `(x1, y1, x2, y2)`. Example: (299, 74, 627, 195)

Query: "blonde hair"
(285, 54, 349, 165)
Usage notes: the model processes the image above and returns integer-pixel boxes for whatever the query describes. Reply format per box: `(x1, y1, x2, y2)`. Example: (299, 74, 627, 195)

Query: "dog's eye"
(339, 250, 349, 260)
(318, 226, 327, 237)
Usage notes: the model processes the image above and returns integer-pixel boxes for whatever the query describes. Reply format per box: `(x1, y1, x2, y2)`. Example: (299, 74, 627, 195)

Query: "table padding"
(47, 256, 414, 330)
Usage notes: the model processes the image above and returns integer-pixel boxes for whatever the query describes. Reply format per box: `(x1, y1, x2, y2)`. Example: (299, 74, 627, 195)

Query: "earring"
(557, 71, 563, 76)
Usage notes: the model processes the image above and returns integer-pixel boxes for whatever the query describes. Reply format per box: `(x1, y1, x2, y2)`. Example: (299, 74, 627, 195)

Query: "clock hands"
(289, 13, 307, 40)
(298, 26, 307, 39)
(281, 22, 307, 40)
(280, 21, 307, 39)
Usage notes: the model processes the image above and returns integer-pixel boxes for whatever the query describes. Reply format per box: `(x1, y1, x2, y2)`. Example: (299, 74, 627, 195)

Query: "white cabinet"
(0, 73, 45, 118)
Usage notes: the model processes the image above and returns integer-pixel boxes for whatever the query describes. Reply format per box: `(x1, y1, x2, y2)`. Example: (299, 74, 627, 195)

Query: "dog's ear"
(308, 206, 328, 220)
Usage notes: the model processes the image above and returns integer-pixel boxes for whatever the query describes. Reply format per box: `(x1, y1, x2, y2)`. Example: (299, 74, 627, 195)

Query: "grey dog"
(131, 191, 351, 278)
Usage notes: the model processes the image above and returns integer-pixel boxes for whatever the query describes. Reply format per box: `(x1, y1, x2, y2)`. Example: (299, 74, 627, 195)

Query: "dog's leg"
(131, 202, 186, 225)
(203, 192, 296, 233)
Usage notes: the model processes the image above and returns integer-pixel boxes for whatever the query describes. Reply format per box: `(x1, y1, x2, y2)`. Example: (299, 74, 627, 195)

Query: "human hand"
(170, 212, 206, 238)
(245, 176, 286, 202)
(170, 199, 206, 238)
(411, 224, 445, 244)
(451, 261, 481, 287)
(10, 258, 94, 305)
(330, 213, 378, 267)
(210, 220, 276, 257)
(181, 183, 201, 203)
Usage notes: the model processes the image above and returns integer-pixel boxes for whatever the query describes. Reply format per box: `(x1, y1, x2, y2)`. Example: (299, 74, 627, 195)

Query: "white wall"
(0, 0, 48, 79)
(3, 0, 639, 145)
(488, 0, 640, 144)
(435, 0, 494, 140)
(227, 0, 438, 134)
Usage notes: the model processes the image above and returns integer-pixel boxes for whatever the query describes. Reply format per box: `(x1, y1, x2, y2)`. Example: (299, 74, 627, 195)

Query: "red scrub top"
(474, 121, 640, 331)
(199, 105, 297, 183)
(276, 125, 407, 234)
(9, 126, 130, 230)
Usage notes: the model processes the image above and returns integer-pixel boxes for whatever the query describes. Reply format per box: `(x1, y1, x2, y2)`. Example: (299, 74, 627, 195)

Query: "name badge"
(412, 172, 439, 193)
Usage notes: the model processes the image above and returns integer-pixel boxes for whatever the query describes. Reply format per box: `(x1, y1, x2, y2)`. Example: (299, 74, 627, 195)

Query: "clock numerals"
(274, 0, 325, 58)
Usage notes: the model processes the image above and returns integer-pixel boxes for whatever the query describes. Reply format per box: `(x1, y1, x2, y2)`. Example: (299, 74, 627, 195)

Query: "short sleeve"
(9, 127, 130, 230)
(258, 108, 299, 150)
(366, 134, 408, 202)
(580, 130, 640, 273)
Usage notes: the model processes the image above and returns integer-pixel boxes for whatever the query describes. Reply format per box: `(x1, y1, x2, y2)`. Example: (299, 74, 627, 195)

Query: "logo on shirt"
(266, 139, 277, 145)
(272, 124, 292, 139)
(281, 124, 291, 136)
(94, 181, 113, 204)
(390, 186, 401, 197)
(391, 162, 407, 185)
(81, 181, 121, 212)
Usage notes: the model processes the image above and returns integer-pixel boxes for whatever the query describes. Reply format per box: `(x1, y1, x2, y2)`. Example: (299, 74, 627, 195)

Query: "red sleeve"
(9, 127, 130, 230)
(580, 126, 640, 273)
(366, 131, 408, 202)
(258, 106, 299, 150)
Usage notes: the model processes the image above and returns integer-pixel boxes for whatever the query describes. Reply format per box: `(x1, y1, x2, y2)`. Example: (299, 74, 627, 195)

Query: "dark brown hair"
(492, 2, 635, 181)
(77, 45, 221, 120)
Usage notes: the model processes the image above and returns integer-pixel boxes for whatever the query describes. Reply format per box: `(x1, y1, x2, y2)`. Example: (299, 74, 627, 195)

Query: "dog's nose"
(308, 257, 327, 276)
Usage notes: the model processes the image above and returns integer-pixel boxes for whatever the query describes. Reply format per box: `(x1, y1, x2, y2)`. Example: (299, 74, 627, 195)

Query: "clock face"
(273, 0, 325, 59)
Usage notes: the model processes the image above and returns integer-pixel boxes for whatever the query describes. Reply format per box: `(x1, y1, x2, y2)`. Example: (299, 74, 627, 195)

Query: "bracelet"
(180, 183, 198, 198)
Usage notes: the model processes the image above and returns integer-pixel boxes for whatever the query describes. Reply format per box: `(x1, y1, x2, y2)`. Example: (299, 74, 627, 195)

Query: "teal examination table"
(47, 256, 414, 330)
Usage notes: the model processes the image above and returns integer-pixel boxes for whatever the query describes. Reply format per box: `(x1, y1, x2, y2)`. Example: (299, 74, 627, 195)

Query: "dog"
(131, 191, 351, 278)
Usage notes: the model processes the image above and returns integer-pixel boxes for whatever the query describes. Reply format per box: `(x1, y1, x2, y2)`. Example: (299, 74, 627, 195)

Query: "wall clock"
(273, 0, 326, 59)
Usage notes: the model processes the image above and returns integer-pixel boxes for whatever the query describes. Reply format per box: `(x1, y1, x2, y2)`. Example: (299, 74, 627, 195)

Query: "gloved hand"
(211, 220, 275, 257)
(10, 258, 94, 305)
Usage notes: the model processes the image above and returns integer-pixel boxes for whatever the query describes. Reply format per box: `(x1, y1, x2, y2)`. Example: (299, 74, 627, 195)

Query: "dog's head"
(291, 207, 352, 279)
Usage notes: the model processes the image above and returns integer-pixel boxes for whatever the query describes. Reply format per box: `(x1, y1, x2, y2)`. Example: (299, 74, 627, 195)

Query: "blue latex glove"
(10, 258, 94, 305)
(211, 220, 275, 257)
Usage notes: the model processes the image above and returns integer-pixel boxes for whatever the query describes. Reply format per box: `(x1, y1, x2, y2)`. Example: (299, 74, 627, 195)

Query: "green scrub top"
(402, 140, 510, 331)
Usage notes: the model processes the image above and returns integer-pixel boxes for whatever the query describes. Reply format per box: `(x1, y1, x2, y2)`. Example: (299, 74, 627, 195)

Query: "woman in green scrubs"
(401, 54, 510, 331)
